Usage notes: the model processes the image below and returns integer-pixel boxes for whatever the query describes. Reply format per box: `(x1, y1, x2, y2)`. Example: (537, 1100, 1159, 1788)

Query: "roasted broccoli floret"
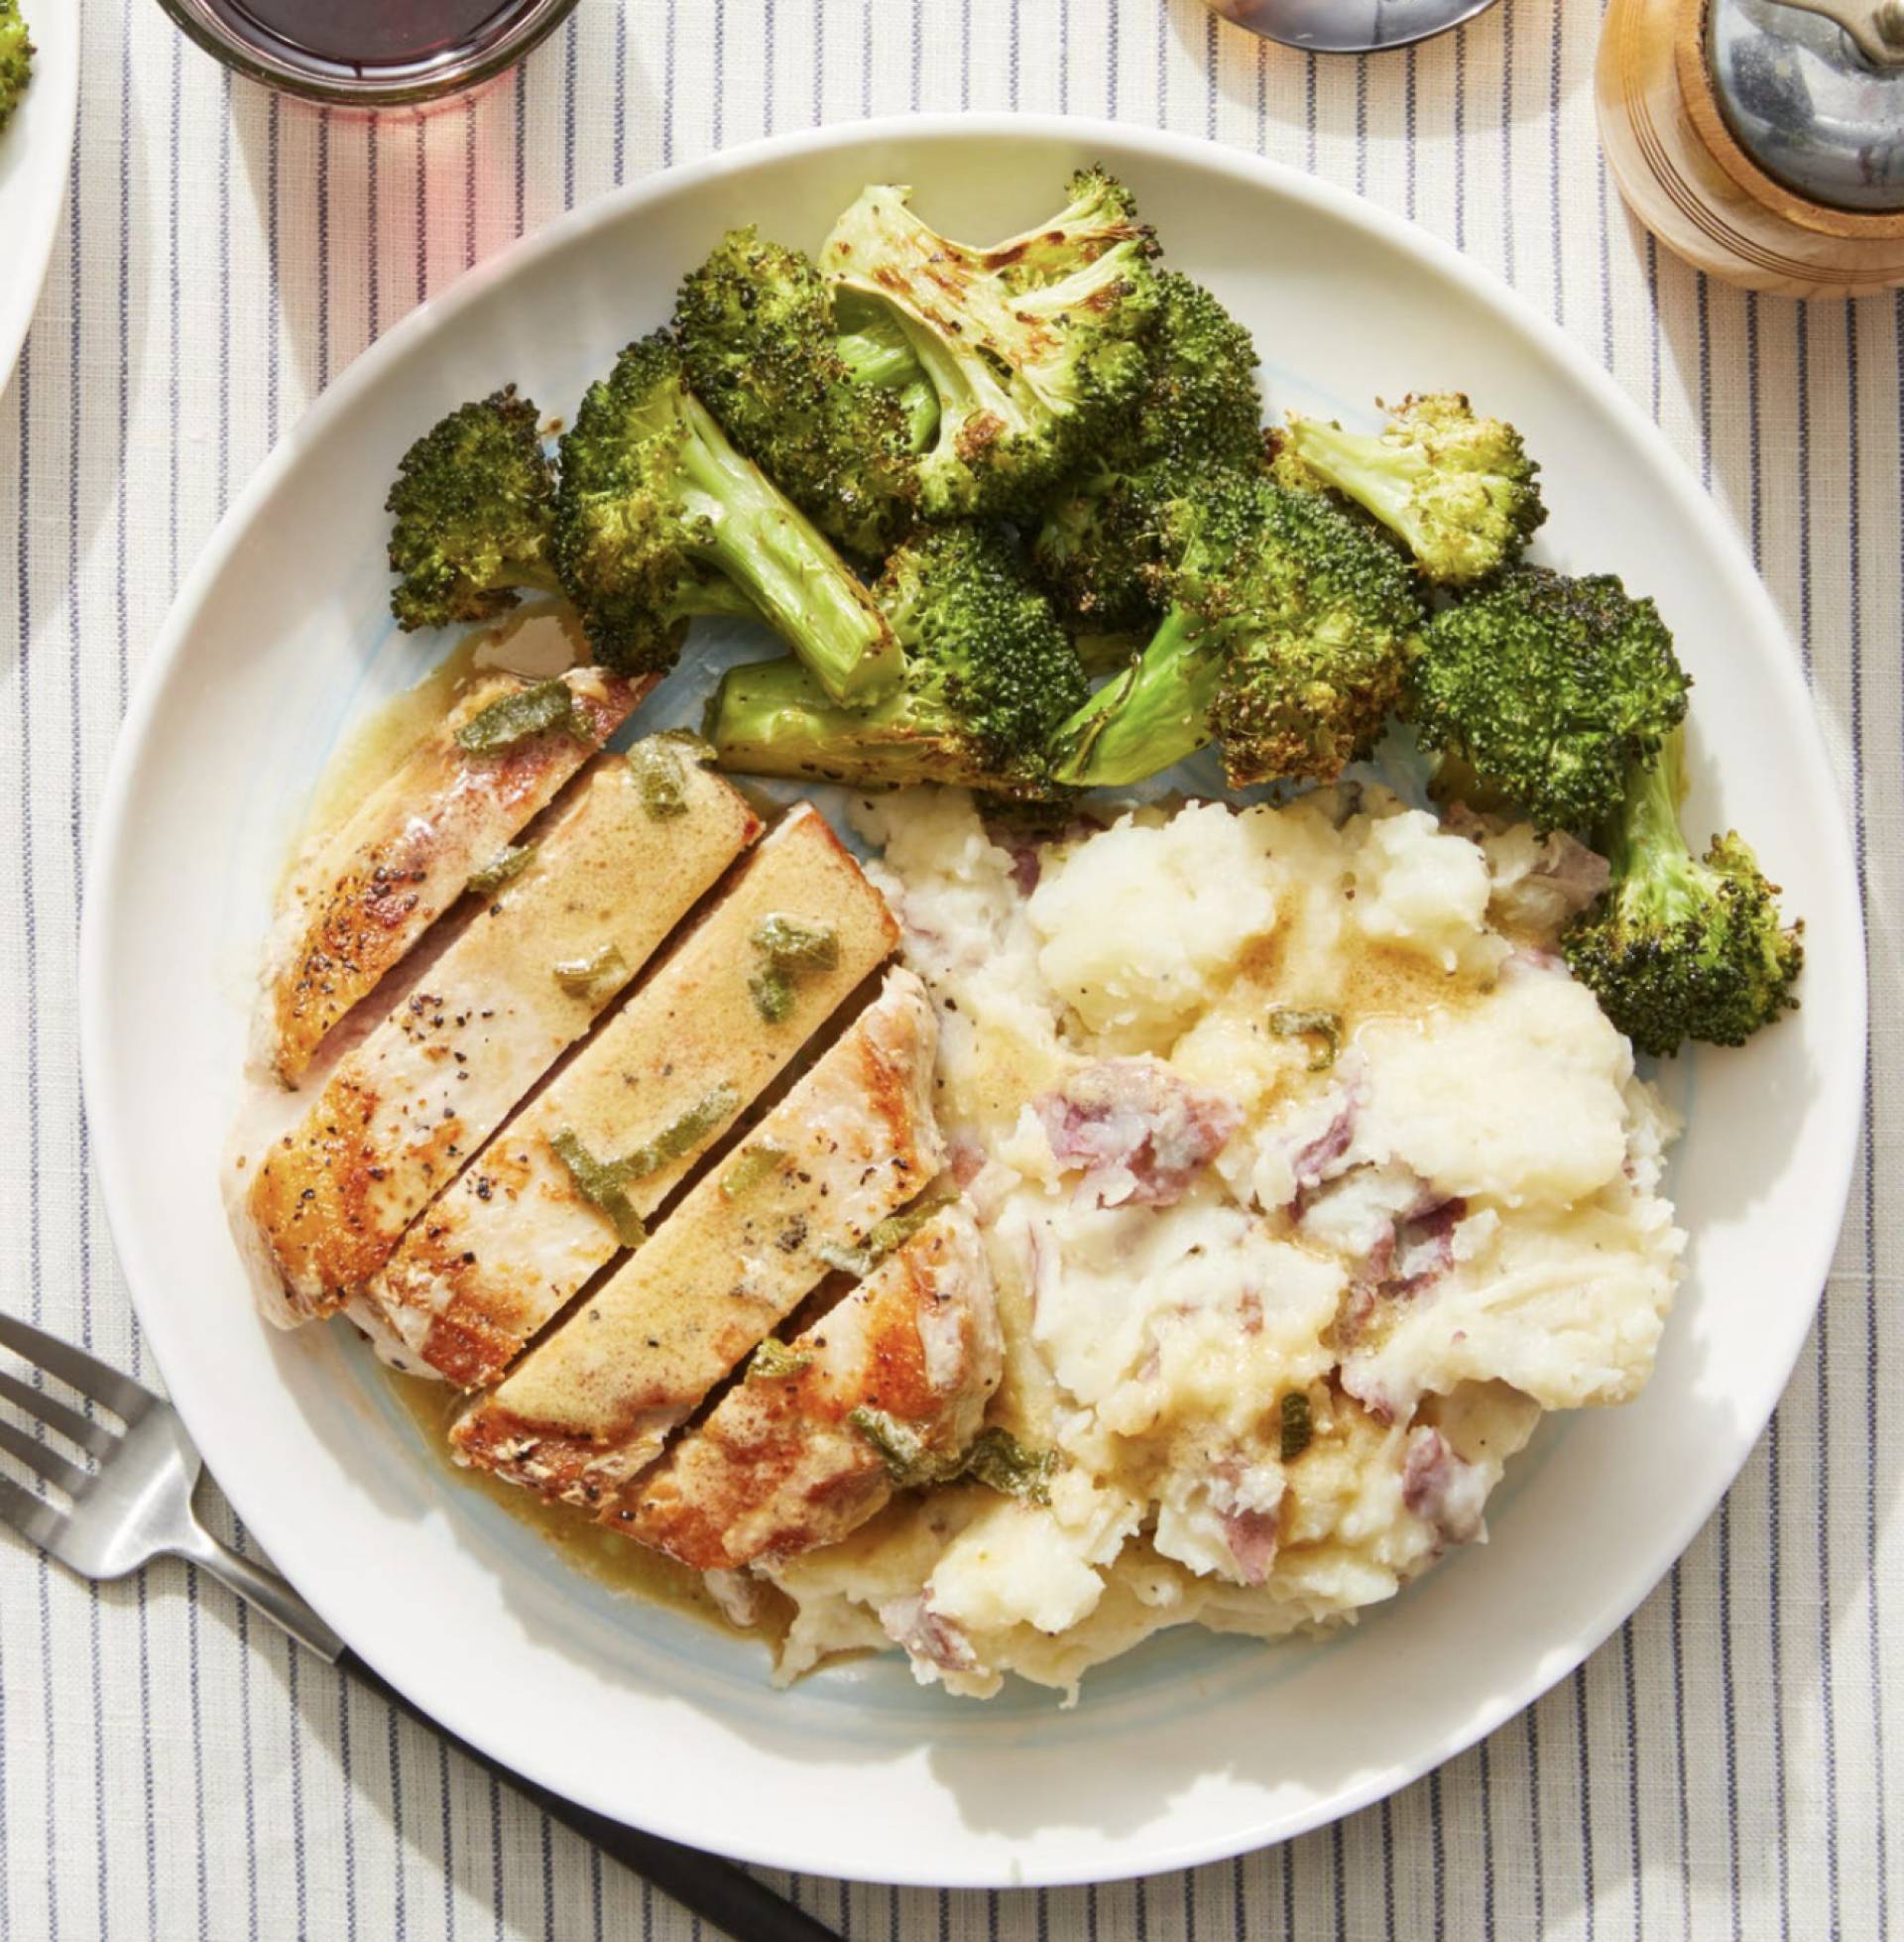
(674, 228, 920, 559)
(1033, 272, 1265, 636)
(706, 523, 1090, 798)
(1408, 565, 1689, 831)
(1273, 392, 1545, 585)
(385, 388, 569, 632)
(0, 1, 30, 134)
(1051, 469, 1422, 789)
(555, 333, 902, 699)
(983, 166, 1151, 289)
(1563, 729, 1802, 1055)
(822, 175, 1159, 519)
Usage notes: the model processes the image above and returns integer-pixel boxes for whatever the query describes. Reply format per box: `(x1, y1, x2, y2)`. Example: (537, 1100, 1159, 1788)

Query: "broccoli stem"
(835, 311, 940, 450)
(892, 379, 941, 454)
(1284, 421, 1427, 549)
(886, 306, 1023, 450)
(662, 573, 760, 624)
(674, 392, 902, 705)
(706, 655, 966, 789)
(836, 322, 921, 391)
(702, 656, 875, 780)
(1605, 729, 1702, 922)
(1047, 605, 1225, 787)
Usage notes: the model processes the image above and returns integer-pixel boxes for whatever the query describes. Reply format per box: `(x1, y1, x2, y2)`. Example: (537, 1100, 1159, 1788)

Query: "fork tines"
(0, 1311, 155, 1519)
(0, 1311, 154, 1425)
(0, 1466, 68, 1549)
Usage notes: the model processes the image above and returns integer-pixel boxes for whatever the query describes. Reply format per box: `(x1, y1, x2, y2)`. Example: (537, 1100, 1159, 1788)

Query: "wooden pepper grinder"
(1598, 0, 1904, 293)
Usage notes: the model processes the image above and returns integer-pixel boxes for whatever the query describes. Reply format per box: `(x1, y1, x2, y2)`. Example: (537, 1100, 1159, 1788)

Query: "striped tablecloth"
(2, 0, 1897, 1935)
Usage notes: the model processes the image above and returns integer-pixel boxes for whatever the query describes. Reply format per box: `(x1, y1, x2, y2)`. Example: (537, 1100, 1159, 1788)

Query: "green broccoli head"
(555, 332, 901, 699)
(1050, 470, 1422, 789)
(674, 227, 919, 559)
(1118, 272, 1265, 472)
(706, 523, 1089, 798)
(1562, 731, 1802, 1055)
(1033, 273, 1265, 634)
(1274, 392, 1545, 585)
(1205, 479, 1423, 788)
(823, 178, 1159, 519)
(1408, 565, 1689, 832)
(0, 0, 31, 133)
(1033, 461, 1182, 639)
(385, 387, 562, 632)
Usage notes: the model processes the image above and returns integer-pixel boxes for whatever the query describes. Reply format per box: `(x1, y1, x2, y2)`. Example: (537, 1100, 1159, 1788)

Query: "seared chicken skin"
(256, 667, 644, 1087)
(451, 969, 944, 1513)
(361, 804, 899, 1389)
(620, 1202, 1002, 1570)
(243, 751, 760, 1322)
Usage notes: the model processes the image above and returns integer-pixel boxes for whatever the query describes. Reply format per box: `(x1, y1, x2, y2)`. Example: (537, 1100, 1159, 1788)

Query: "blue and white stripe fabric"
(1, 0, 1898, 1934)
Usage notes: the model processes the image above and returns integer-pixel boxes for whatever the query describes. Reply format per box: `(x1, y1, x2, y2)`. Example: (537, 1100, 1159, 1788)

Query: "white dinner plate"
(0, 0, 79, 402)
(79, 117, 1865, 1888)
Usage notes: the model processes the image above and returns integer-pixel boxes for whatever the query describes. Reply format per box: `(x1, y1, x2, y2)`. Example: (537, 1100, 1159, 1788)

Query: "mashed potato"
(766, 787, 1683, 1702)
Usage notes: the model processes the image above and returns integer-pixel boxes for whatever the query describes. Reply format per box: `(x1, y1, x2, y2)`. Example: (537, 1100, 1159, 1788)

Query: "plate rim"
(77, 111, 1868, 1886)
(0, 0, 82, 405)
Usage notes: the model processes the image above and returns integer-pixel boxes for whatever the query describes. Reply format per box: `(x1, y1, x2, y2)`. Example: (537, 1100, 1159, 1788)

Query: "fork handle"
(340, 1648, 842, 1942)
(176, 1521, 347, 1660)
(173, 1527, 838, 1941)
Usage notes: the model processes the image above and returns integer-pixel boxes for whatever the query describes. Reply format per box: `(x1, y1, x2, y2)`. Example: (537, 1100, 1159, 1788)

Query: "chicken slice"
(450, 968, 944, 1513)
(256, 667, 645, 1087)
(619, 1202, 1002, 1571)
(241, 750, 761, 1322)
(360, 804, 899, 1389)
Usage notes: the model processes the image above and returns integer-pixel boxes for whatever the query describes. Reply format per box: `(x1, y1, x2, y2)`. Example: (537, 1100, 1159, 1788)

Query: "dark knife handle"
(339, 1648, 841, 1942)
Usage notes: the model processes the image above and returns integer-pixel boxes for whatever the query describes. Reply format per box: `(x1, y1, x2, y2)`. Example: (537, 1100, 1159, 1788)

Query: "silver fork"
(0, 1309, 839, 1942)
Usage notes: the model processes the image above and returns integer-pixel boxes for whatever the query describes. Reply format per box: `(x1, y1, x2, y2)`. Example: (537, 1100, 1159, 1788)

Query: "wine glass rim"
(151, 0, 580, 108)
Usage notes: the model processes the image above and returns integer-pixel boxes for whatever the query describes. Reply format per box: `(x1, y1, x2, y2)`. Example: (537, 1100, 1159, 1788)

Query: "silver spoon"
(1201, 0, 1503, 54)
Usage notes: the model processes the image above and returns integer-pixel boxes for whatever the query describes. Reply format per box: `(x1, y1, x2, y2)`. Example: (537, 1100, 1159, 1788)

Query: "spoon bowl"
(1202, 0, 1502, 53)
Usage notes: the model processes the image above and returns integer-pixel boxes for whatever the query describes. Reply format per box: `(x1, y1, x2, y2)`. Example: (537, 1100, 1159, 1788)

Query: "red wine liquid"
(203, 0, 541, 77)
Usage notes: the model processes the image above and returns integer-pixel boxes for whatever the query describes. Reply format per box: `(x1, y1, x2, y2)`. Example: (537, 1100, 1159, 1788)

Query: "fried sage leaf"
(962, 1426, 1058, 1507)
(551, 942, 629, 998)
(1268, 1007, 1342, 1072)
(454, 678, 589, 755)
(746, 1338, 812, 1382)
(466, 842, 536, 898)
(747, 912, 842, 1024)
(549, 1085, 739, 1248)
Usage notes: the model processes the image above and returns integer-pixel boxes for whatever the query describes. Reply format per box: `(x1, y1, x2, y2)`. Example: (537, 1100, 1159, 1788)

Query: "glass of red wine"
(156, 0, 578, 108)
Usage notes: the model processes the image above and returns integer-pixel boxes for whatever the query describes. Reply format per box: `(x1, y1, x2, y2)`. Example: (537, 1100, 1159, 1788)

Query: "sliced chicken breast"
(450, 968, 944, 1513)
(256, 667, 645, 1087)
(243, 750, 761, 1322)
(619, 1202, 1002, 1570)
(362, 804, 899, 1389)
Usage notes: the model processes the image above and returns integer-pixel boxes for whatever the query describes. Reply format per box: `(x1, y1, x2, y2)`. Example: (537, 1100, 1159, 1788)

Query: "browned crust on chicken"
(245, 754, 760, 1318)
(619, 1204, 1001, 1571)
(258, 668, 644, 1087)
(357, 804, 899, 1390)
(411, 1291, 525, 1394)
(449, 970, 943, 1513)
